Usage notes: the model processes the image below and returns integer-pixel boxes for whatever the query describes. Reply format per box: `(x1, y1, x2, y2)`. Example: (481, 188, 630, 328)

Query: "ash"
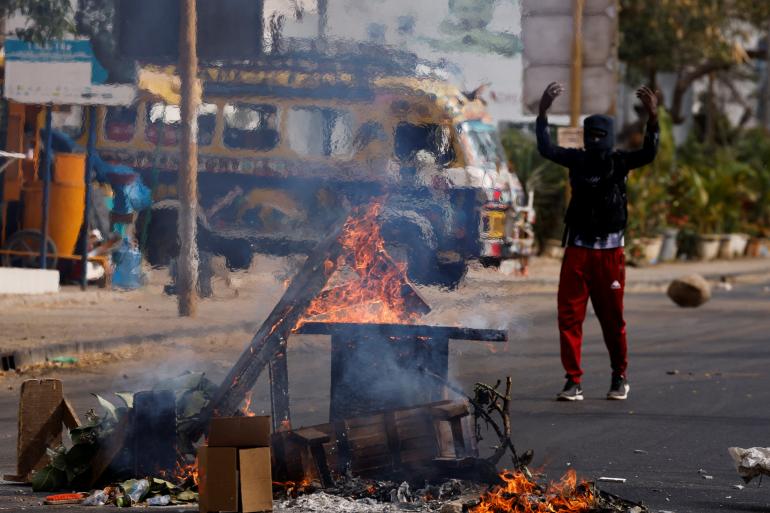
(275, 478, 482, 513)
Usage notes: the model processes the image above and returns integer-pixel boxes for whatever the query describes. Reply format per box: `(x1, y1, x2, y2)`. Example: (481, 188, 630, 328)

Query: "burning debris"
(299, 201, 429, 325)
(470, 470, 648, 513)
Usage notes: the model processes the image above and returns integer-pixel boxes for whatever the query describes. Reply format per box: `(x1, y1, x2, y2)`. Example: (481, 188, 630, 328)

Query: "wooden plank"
(196, 214, 348, 432)
(297, 322, 507, 342)
(291, 428, 330, 444)
(61, 398, 81, 429)
(430, 402, 470, 420)
(269, 348, 291, 432)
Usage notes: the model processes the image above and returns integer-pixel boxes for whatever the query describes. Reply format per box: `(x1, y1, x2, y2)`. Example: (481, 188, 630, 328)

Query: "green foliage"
(673, 135, 765, 234)
(499, 126, 567, 251)
(626, 110, 676, 237)
(0, 0, 74, 44)
(619, 0, 738, 82)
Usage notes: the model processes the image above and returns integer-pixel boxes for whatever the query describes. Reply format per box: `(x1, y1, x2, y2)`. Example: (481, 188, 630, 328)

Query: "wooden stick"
(297, 322, 507, 342)
(177, 0, 200, 317)
(196, 214, 348, 432)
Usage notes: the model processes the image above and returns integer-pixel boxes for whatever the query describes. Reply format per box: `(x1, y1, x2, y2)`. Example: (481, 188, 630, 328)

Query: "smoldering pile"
(275, 477, 480, 512)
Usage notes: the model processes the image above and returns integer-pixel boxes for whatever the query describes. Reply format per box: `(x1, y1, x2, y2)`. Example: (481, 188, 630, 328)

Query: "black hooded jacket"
(535, 114, 659, 240)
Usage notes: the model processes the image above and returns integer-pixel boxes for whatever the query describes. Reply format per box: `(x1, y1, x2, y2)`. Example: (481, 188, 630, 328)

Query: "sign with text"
(4, 39, 135, 106)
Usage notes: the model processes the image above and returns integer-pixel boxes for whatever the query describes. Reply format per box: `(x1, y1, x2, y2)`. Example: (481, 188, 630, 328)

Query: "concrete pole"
(570, 0, 585, 128)
(178, 0, 199, 317)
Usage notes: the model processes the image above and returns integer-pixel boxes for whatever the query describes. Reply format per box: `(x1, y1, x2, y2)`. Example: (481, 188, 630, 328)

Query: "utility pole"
(178, 0, 199, 317)
(764, 20, 770, 131)
(570, 0, 585, 128)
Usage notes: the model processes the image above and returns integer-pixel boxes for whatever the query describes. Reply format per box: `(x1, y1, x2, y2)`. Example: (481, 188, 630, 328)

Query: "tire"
(1, 230, 58, 269)
(433, 260, 467, 290)
(480, 256, 502, 268)
(141, 206, 179, 267)
(382, 221, 466, 290)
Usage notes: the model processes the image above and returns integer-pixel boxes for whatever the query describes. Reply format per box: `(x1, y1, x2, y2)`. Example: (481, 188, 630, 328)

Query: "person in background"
(536, 82, 659, 401)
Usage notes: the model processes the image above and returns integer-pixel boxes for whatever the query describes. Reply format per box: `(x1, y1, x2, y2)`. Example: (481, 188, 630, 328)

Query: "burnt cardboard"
(208, 417, 271, 448)
(239, 448, 273, 513)
(198, 447, 238, 513)
(7, 379, 64, 481)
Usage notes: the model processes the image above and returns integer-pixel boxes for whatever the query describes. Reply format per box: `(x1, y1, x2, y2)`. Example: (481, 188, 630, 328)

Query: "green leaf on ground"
(31, 466, 66, 492)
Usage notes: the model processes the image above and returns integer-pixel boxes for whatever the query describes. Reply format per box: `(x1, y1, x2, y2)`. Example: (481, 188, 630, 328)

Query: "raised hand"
(636, 86, 659, 121)
(539, 82, 565, 116)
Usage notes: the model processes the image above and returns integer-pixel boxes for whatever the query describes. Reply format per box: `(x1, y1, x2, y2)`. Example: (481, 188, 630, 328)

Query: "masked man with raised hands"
(536, 82, 660, 401)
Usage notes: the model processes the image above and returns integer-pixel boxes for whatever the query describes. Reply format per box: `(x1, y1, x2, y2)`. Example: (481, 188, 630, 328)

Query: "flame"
(472, 470, 595, 513)
(273, 478, 314, 498)
(160, 456, 199, 487)
(298, 202, 419, 325)
(241, 391, 257, 417)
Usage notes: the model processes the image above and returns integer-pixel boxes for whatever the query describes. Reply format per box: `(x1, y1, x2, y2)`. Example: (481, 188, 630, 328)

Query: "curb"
(1, 321, 257, 370)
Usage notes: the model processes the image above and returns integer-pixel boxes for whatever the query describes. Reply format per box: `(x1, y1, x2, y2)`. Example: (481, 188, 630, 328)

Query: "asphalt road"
(0, 274, 768, 512)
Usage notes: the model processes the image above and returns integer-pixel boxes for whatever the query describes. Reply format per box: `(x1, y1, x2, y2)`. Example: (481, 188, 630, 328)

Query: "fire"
(298, 202, 419, 325)
(241, 391, 257, 417)
(472, 470, 595, 513)
(160, 456, 199, 487)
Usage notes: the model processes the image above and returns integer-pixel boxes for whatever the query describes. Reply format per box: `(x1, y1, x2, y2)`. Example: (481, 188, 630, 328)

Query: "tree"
(0, 0, 74, 44)
(427, 0, 522, 57)
(619, 0, 747, 124)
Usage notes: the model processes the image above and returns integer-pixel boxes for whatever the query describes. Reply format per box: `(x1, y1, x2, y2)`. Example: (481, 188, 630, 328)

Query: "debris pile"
(28, 372, 214, 500)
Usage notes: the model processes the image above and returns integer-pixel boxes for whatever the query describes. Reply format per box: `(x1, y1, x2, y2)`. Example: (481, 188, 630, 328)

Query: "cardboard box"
(239, 448, 273, 513)
(208, 417, 271, 448)
(198, 447, 238, 513)
(199, 417, 273, 513)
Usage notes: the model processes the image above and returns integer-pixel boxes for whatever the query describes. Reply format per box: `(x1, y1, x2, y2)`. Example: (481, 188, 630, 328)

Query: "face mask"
(583, 114, 615, 152)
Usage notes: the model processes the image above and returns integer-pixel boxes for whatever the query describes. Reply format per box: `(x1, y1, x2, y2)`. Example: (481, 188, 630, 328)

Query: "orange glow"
(241, 391, 257, 417)
(298, 202, 419, 326)
(472, 470, 594, 513)
(162, 456, 199, 487)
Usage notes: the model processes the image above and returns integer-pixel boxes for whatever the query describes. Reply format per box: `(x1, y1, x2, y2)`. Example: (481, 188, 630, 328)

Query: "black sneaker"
(557, 379, 584, 401)
(607, 376, 630, 400)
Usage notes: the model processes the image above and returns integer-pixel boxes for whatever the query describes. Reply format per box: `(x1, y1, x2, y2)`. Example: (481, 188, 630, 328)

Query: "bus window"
(394, 122, 454, 166)
(104, 106, 138, 143)
(52, 106, 85, 139)
(145, 102, 217, 147)
(223, 103, 279, 151)
(287, 107, 353, 158)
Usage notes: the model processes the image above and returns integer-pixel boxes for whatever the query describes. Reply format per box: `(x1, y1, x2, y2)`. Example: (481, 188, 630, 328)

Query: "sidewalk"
(468, 256, 770, 287)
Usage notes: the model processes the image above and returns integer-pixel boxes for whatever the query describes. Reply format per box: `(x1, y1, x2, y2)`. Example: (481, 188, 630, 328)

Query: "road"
(0, 263, 768, 512)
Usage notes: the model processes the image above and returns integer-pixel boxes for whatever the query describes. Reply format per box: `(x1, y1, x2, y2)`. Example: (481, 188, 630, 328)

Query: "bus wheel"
(141, 205, 179, 267)
(432, 261, 467, 290)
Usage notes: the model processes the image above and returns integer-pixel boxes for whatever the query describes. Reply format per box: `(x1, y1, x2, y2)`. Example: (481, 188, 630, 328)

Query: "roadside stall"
(0, 39, 136, 289)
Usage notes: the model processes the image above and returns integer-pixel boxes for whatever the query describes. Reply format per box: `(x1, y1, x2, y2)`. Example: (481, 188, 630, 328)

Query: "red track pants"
(558, 246, 627, 383)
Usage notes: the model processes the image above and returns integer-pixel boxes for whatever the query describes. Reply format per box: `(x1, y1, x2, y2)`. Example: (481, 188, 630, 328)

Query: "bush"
(499, 127, 567, 253)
